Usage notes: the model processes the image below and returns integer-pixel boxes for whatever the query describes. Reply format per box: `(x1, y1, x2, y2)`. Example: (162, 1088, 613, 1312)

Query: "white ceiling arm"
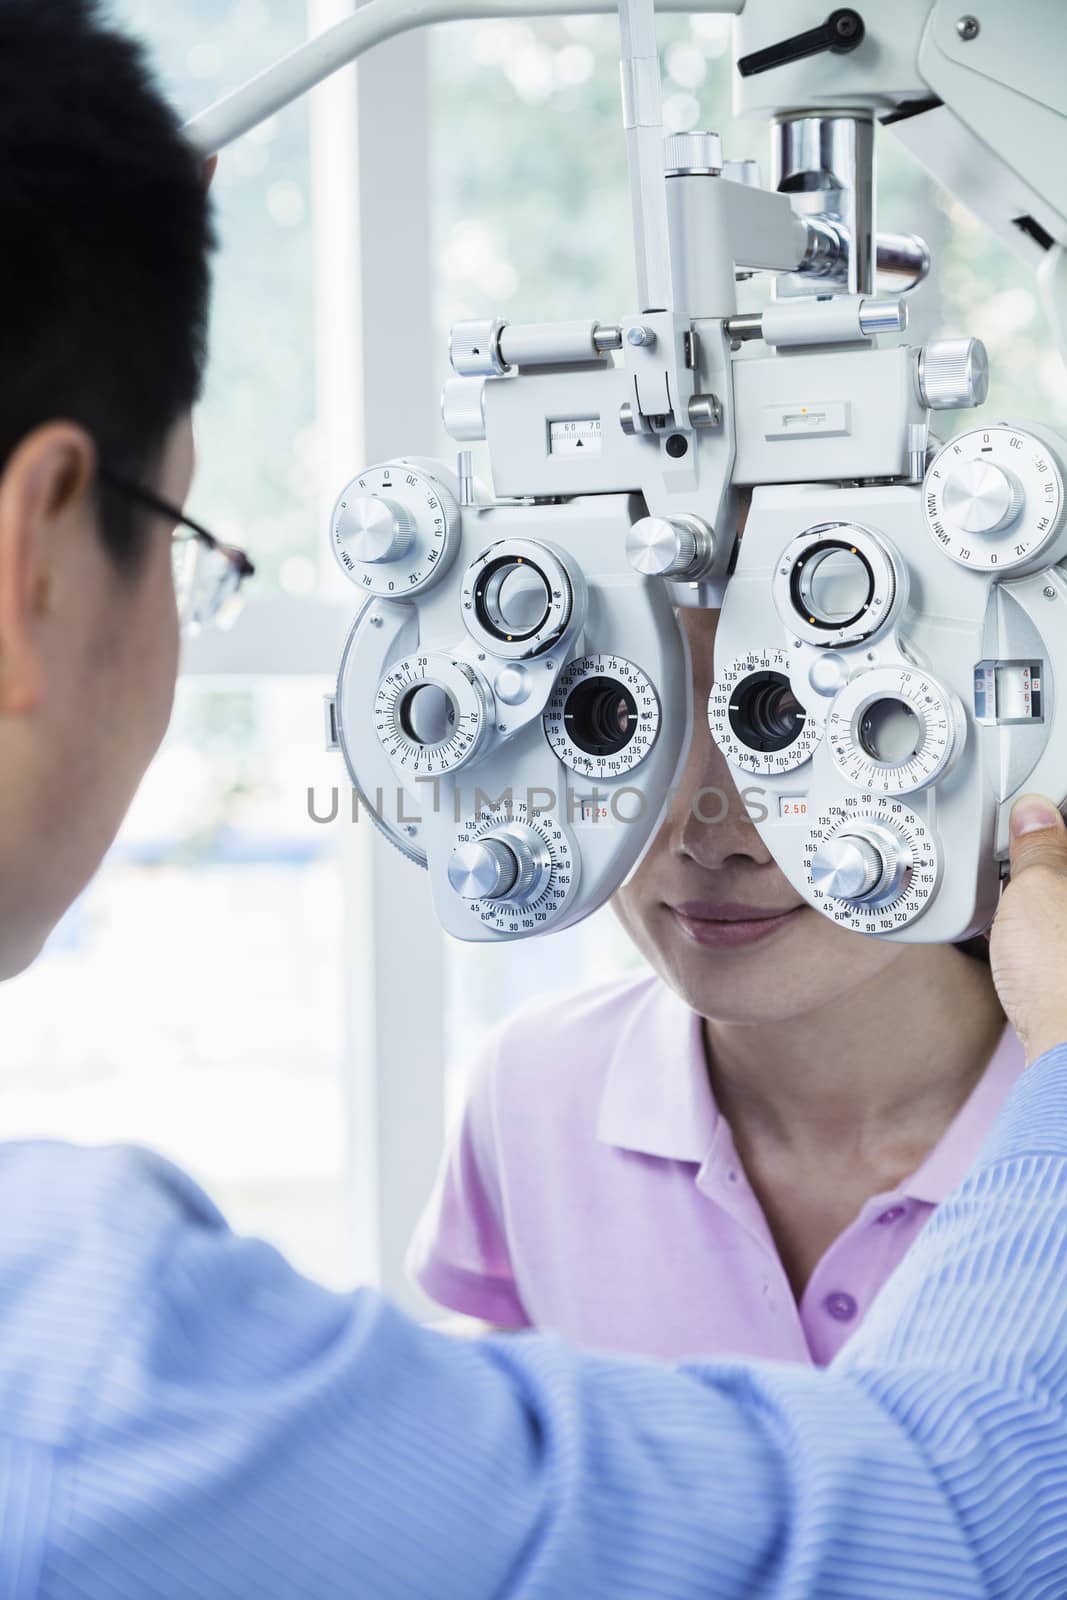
(184, 0, 744, 154)
(618, 0, 674, 311)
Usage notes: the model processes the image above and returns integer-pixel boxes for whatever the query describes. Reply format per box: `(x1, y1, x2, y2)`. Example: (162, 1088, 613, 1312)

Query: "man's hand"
(989, 795, 1067, 1064)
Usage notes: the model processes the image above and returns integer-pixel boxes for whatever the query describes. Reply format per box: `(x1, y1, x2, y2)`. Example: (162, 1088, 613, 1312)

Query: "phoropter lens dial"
(803, 796, 939, 933)
(773, 523, 901, 648)
(543, 653, 661, 777)
(449, 810, 580, 935)
(826, 664, 964, 795)
(708, 648, 823, 775)
(461, 539, 576, 660)
(923, 425, 1066, 573)
(375, 652, 494, 775)
(331, 461, 460, 596)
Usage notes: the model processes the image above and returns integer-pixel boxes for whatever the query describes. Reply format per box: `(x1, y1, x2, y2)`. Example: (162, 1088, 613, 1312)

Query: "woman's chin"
(653, 902, 838, 1021)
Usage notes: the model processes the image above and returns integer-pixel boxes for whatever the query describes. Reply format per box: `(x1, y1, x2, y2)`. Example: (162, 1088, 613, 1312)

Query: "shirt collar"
(595, 975, 717, 1163)
(900, 1021, 1026, 1205)
(595, 978, 1026, 1194)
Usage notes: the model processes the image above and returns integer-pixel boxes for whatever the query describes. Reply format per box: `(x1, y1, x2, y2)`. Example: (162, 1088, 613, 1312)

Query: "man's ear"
(0, 422, 98, 715)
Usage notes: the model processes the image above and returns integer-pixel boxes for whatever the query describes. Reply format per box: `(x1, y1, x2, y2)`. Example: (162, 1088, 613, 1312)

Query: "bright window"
(0, 2, 358, 1288)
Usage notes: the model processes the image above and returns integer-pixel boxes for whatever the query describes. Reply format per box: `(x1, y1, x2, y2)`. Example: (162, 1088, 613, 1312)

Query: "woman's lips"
(667, 900, 806, 949)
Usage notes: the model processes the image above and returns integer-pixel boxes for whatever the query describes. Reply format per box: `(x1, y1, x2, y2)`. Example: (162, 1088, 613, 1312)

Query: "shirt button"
(824, 1291, 857, 1322)
(876, 1205, 907, 1225)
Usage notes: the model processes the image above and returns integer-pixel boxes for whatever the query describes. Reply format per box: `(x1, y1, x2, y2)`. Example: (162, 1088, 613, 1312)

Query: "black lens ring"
(727, 670, 806, 754)
(564, 675, 639, 759)
(473, 555, 551, 642)
(788, 538, 875, 632)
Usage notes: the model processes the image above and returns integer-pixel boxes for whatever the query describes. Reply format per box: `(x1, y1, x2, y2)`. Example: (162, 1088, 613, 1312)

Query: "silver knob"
(447, 832, 540, 902)
(941, 459, 1024, 535)
(810, 833, 885, 901)
(664, 130, 723, 176)
(441, 376, 487, 442)
(627, 514, 716, 580)
(336, 496, 414, 564)
(450, 318, 508, 377)
(918, 338, 989, 411)
(858, 298, 908, 335)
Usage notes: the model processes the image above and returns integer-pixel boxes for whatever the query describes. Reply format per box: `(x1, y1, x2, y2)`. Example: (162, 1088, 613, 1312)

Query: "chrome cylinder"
(773, 113, 875, 296)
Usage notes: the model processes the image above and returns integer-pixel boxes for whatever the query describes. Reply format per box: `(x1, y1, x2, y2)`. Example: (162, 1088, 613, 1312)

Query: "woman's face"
(613, 606, 909, 1025)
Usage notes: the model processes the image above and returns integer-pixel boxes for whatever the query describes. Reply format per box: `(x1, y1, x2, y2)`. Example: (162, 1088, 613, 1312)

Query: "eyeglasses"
(98, 466, 255, 636)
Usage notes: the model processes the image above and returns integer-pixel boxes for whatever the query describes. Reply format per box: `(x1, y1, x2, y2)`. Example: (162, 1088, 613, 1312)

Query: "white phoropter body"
(191, 1, 1067, 941)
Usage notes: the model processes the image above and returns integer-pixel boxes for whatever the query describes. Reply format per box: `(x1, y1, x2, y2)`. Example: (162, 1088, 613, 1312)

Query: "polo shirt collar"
(595, 977, 1025, 1193)
(901, 1020, 1026, 1204)
(596, 976, 717, 1163)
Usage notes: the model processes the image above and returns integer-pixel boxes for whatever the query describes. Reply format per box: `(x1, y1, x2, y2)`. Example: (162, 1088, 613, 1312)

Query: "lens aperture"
(858, 697, 922, 765)
(728, 670, 807, 754)
(564, 676, 639, 758)
(476, 556, 551, 641)
(399, 683, 456, 746)
(790, 540, 874, 630)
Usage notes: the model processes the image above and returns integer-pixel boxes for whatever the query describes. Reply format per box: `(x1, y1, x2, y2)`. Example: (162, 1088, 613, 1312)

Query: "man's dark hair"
(0, 0, 215, 567)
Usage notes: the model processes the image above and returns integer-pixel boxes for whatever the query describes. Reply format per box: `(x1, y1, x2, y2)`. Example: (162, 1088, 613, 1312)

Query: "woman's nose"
(668, 721, 775, 871)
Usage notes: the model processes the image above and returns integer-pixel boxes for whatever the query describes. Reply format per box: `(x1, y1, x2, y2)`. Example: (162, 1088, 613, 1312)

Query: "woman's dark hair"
(0, 0, 215, 566)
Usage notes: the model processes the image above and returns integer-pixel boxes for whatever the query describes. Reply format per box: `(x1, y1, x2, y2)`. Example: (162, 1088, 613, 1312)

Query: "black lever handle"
(737, 9, 865, 78)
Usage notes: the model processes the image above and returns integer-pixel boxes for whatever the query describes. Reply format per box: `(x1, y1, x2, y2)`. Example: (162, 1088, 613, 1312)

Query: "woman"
(407, 605, 1019, 1363)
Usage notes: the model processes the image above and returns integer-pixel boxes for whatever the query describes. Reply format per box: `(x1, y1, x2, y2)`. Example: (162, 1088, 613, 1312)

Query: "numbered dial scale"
(826, 665, 965, 795)
(375, 653, 493, 775)
(331, 462, 460, 595)
(924, 426, 1064, 572)
(708, 648, 823, 775)
(543, 654, 661, 778)
(803, 796, 939, 932)
(449, 808, 579, 935)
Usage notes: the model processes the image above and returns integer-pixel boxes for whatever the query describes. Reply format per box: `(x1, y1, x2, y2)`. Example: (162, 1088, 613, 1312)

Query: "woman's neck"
(703, 945, 1005, 1168)
(702, 945, 1006, 1303)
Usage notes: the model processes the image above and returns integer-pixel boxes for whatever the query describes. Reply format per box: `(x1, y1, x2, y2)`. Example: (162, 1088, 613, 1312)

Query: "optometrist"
(1, 3, 1066, 1597)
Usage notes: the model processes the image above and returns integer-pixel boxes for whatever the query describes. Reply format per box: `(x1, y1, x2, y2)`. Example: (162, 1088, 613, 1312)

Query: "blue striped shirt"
(0, 1045, 1065, 1598)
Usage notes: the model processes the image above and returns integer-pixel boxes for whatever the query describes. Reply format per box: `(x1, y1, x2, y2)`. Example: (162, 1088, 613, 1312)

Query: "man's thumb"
(1008, 794, 1067, 877)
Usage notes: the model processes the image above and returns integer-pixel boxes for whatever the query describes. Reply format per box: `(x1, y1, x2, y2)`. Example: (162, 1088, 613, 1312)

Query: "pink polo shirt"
(408, 970, 1025, 1365)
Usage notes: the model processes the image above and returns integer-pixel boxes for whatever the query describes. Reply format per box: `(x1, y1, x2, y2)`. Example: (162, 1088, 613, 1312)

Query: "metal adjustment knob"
(441, 376, 487, 442)
(627, 514, 716, 580)
(917, 337, 990, 411)
(663, 130, 723, 176)
(337, 496, 415, 564)
(941, 458, 1024, 535)
(810, 833, 886, 901)
(450, 319, 509, 377)
(858, 298, 908, 335)
(447, 832, 540, 902)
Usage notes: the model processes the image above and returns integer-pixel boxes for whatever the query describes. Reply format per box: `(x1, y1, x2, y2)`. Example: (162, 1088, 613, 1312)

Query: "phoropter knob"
(626, 514, 716, 580)
(917, 338, 989, 411)
(450, 319, 509, 377)
(447, 831, 543, 902)
(941, 458, 1024, 536)
(441, 376, 487, 442)
(663, 131, 723, 176)
(336, 496, 415, 565)
(809, 833, 886, 902)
